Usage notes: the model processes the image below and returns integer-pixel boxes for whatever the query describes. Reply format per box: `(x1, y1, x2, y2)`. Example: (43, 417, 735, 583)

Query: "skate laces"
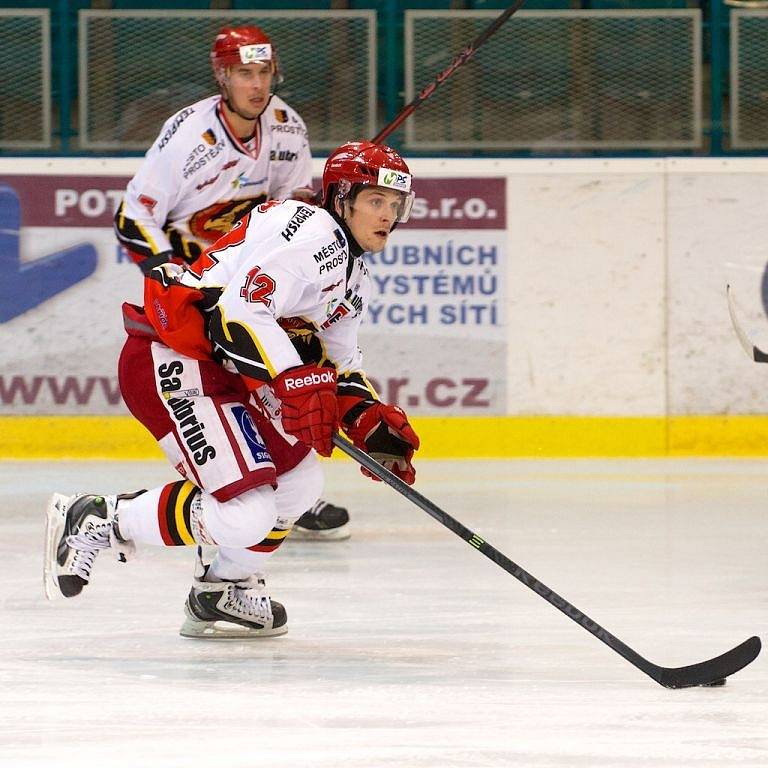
(66, 520, 112, 580)
(228, 577, 273, 622)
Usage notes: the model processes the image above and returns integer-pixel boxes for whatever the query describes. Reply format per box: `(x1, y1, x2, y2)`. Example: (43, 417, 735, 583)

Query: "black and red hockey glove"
(271, 365, 338, 457)
(344, 403, 420, 485)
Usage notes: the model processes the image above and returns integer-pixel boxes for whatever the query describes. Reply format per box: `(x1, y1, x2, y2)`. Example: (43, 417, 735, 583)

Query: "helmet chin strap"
(331, 200, 365, 258)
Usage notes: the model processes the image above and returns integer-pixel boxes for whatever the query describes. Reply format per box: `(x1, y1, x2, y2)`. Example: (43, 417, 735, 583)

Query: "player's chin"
(366, 230, 390, 251)
(238, 99, 264, 117)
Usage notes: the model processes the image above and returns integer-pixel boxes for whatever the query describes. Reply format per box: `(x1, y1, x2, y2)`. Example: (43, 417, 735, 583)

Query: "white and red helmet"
(322, 141, 415, 223)
(210, 25, 282, 86)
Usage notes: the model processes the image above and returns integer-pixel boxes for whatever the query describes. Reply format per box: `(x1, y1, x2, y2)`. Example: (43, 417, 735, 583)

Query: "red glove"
(271, 365, 338, 457)
(345, 403, 420, 484)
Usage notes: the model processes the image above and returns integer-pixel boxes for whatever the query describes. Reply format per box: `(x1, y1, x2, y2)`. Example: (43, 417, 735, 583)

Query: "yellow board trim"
(4, 415, 768, 459)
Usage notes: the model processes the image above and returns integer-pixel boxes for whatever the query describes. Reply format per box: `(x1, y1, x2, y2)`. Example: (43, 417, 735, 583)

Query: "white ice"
(0, 458, 766, 768)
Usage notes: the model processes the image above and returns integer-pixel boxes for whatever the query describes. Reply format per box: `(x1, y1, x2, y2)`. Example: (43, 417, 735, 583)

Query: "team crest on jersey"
(188, 198, 264, 243)
(274, 109, 288, 124)
(202, 129, 217, 146)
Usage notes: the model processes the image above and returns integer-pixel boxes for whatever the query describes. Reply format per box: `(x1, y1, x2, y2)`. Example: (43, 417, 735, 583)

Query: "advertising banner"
(3, 158, 768, 423)
(0, 174, 139, 414)
(360, 178, 507, 414)
(0, 171, 506, 416)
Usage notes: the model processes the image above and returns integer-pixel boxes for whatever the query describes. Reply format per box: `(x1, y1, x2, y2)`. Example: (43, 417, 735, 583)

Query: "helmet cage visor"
(337, 164, 415, 223)
(338, 179, 415, 224)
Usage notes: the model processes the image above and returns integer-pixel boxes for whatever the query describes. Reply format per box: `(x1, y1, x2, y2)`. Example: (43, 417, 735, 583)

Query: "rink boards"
(2, 157, 768, 457)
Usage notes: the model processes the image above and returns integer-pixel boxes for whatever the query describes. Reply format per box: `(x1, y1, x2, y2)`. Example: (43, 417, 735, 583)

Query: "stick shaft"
(372, 1, 526, 145)
(331, 433, 655, 678)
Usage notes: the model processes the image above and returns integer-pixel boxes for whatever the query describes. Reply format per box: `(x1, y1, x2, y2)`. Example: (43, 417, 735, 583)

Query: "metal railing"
(0, 9, 51, 148)
(79, 9, 376, 151)
(405, 9, 702, 150)
(0, 1, 764, 155)
(730, 9, 768, 149)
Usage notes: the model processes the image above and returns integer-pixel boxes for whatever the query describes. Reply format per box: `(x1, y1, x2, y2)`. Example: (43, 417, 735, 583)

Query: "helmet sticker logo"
(239, 44, 272, 63)
(378, 167, 411, 192)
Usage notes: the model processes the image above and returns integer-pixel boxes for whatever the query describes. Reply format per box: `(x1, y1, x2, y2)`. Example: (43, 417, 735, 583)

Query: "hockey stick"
(726, 284, 768, 363)
(332, 433, 761, 688)
(372, 0, 526, 145)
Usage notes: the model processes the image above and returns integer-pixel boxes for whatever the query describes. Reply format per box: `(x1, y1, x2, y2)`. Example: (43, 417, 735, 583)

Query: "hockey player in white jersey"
(45, 141, 421, 639)
(114, 25, 313, 272)
(114, 25, 348, 539)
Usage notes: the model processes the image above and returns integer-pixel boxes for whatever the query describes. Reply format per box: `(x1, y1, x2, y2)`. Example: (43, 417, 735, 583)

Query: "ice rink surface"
(0, 457, 766, 767)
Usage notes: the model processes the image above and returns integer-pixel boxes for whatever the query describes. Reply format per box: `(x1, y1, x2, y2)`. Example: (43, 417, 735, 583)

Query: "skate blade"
(289, 523, 351, 542)
(43, 493, 69, 601)
(179, 616, 288, 640)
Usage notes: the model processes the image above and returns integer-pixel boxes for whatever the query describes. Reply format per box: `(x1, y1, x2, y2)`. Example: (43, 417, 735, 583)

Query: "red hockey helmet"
(322, 141, 415, 223)
(210, 26, 282, 85)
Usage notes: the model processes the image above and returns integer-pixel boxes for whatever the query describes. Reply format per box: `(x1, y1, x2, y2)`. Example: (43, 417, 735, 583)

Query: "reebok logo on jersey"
(281, 205, 315, 241)
(281, 370, 335, 391)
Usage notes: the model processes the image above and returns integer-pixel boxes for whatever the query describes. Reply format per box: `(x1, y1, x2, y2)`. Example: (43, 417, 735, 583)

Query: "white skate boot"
(179, 549, 288, 639)
(44, 493, 134, 600)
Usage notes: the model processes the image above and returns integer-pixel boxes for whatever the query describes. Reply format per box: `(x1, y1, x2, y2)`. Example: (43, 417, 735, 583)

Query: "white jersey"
(115, 94, 312, 265)
(176, 199, 370, 382)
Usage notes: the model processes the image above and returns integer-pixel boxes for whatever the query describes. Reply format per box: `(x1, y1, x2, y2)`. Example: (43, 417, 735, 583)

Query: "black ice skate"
(291, 498, 350, 541)
(180, 550, 288, 639)
(43, 493, 133, 600)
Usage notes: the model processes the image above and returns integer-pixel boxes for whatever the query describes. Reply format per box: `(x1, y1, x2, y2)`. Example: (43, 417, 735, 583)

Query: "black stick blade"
(726, 285, 768, 363)
(656, 636, 761, 689)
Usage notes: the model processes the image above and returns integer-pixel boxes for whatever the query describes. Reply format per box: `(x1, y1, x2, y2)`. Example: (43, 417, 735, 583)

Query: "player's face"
(226, 62, 273, 119)
(344, 187, 403, 252)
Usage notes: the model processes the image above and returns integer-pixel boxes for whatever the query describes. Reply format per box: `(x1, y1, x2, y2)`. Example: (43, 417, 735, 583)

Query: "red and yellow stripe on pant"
(157, 480, 292, 552)
(247, 525, 291, 553)
(158, 480, 197, 546)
